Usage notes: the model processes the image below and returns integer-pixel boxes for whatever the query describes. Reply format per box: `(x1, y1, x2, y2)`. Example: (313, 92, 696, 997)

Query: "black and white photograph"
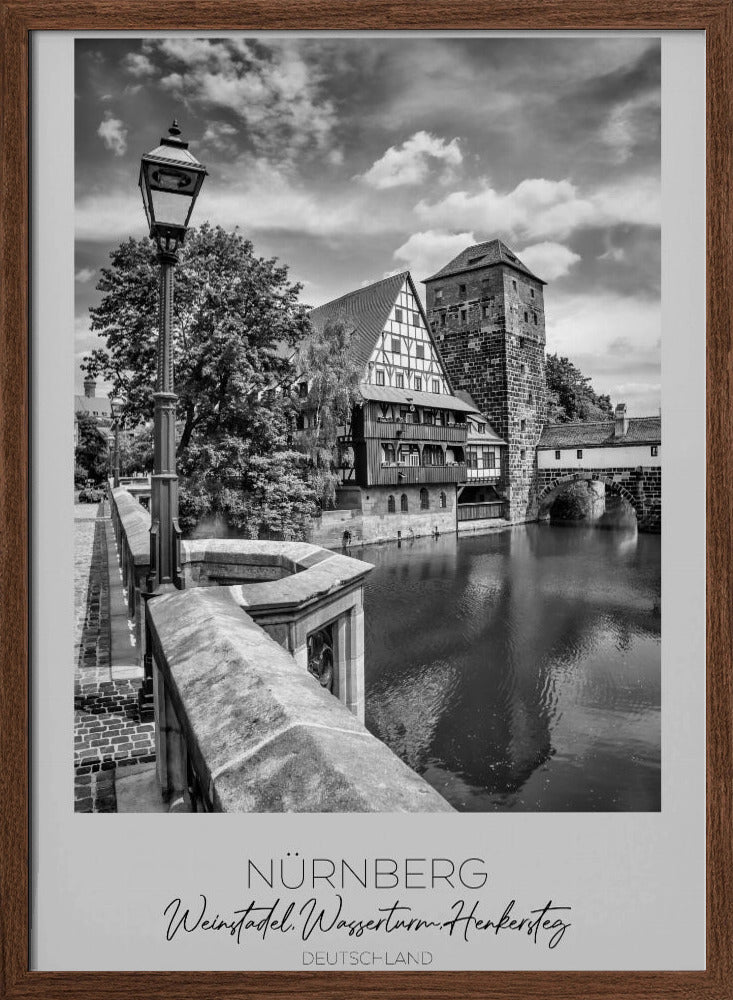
(73, 35, 662, 815)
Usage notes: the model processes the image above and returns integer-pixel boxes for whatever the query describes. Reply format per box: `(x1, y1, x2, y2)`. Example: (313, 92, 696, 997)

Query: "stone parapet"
(147, 587, 454, 813)
(108, 486, 152, 637)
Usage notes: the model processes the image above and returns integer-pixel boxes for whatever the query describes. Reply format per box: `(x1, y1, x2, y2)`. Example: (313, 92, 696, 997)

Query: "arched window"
(440, 491, 447, 509)
(387, 494, 395, 513)
(400, 493, 408, 512)
(420, 488, 429, 510)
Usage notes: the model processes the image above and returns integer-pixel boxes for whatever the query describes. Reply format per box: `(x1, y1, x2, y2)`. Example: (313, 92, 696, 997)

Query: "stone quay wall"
(308, 484, 457, 548)
(536, 467, 661, 532)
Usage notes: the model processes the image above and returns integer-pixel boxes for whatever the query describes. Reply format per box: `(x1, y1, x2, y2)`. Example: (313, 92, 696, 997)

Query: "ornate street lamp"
(110, 395, 126, 488)
(139, 120, 207, 593)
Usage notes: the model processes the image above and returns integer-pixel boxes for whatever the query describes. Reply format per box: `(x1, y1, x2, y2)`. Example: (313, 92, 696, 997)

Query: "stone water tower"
(423, 240, 547, 522)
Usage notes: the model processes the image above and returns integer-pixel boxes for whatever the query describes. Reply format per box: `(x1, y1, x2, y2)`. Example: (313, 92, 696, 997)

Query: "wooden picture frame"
(0, 2, 730, 997)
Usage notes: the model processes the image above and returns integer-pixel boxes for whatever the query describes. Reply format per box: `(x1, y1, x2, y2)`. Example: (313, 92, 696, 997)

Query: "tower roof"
(422, 239, 546, 285)
(308, 271, 410, 371)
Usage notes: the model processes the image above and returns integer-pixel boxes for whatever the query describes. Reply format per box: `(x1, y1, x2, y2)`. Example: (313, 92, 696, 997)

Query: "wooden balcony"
(371, 463, 467, 486)
(363, 417, 467, 444)
(457, 501, 506, 522)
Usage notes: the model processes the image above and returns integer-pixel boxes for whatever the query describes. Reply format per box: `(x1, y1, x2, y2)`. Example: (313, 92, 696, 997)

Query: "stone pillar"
(154, 664, 188, 810)
(334, 599, 365, 722)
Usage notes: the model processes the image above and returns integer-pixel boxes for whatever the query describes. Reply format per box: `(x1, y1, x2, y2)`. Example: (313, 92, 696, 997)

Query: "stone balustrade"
(108, 486, 151, 646)
(106, 486, 452, 812)
(147, 587, 453, 812)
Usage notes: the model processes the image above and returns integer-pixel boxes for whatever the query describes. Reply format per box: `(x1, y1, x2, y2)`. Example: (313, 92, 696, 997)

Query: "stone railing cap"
(147, 587, 452, 814)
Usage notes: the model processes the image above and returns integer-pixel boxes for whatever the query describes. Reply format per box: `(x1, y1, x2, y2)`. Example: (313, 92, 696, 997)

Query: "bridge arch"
(537, 472, 641, 521)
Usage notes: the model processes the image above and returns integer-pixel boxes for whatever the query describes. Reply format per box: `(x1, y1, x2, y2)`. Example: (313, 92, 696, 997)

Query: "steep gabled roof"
(308, 272, 409, 372)
(538, 417, 661, 449)
(422, 239, 545, 285)
(308, 272, 456, 394)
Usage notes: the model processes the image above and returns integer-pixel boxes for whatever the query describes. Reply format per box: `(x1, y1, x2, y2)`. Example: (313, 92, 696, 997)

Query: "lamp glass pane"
(148, 188, 194, 228)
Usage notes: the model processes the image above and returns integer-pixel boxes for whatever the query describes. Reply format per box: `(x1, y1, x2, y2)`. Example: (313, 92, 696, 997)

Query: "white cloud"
(201, 120, 238, 151)
(122, 52, 156, 78)
(518, 242, 580, 281)
(416, 175, 660, 242)
(97, 113, 128, 157)
(600, 93, 659, 164)
(75, 155, 406, 242)
(360, 131, 462, 189)
(546, 290, 661, 414)
(392, 230, 476, 285)
(145, 38, 338, 165)
(75, 191, 147, 242)
(75, 267, 96, 284)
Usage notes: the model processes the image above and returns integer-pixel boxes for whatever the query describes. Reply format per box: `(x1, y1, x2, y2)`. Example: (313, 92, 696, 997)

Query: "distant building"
(537, 404, 661, 470)
(423, 239, 547, 522)
(74, 377, 112, 449)
(308, 272, 478, 545)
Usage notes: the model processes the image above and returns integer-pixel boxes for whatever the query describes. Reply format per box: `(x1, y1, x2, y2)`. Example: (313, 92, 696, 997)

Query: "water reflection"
(357, 524, 661, 812)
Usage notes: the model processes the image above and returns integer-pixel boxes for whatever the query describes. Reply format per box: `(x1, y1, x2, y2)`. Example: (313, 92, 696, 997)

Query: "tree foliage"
(74, 412, 109, 484)
(293, 318, 363, 510)
(84, 224, 317, 538)
(545, 353, 613, 423)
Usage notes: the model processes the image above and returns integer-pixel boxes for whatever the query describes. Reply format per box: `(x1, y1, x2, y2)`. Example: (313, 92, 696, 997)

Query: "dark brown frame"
(1, 3, 730, 997)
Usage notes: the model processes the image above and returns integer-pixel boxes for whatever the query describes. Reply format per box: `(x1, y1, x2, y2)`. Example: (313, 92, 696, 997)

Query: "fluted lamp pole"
(139, 120, 207, 593)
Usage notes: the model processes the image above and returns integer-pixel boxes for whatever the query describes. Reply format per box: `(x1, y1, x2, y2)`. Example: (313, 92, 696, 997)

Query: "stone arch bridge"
(536, 466, 661, 532)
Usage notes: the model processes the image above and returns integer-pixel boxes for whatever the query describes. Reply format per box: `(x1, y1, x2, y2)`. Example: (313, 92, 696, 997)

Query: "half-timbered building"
(308, 271, 477, 543)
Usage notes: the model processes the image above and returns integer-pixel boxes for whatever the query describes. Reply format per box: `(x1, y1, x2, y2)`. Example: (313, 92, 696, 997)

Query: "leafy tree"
(118, 425, 154, 476)
(293, 318, 363, 510)
(74, 412, 109, 483)
(176, 437, 316, 539)
(83, 224, 316, 537)
(546, 353, 614, 423)
(84, 223, 309, 451)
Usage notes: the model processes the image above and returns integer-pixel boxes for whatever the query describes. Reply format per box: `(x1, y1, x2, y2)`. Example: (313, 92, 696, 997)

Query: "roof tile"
(422, 239, 545, 284)
(308, 272, 408, 371)
(538, 417, 661, 449)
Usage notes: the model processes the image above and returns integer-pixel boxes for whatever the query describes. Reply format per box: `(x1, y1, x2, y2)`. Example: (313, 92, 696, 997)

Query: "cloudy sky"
(75, 35, 661, 414)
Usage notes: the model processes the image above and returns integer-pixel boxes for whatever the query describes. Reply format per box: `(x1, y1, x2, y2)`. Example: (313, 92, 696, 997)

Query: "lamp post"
(110, 395, 125, 488)
(139, 120, 207, 593)
(137, 121, 206, 723)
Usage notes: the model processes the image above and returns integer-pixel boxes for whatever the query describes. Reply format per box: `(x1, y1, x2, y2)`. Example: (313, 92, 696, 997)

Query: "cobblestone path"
(74, 502, 155, 812)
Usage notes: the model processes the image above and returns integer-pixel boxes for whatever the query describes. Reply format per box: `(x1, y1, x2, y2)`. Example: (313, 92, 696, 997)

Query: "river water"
(355, 523, 661, 812)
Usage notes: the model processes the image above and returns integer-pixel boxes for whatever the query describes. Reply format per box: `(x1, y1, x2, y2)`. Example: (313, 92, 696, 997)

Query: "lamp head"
(139, 121, 207, 257)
